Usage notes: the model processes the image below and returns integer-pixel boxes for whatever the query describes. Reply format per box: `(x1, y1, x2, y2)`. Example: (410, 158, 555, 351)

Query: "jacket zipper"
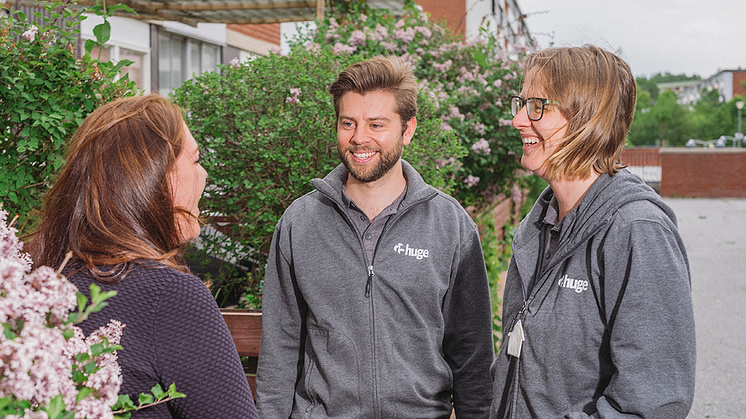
(315, 186, 438, 419)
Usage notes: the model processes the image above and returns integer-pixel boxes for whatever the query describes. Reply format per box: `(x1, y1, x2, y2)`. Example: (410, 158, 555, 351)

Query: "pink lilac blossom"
(359, 14, 367, 23)
(464, 175, 480, 187)
(22, 25, 38, 42)
(436, 157, 456, 169)
(414, 26, 432, 38)
(471, 138, 491, 155)
(433, 59, 452, 72)
(332, 43, 357, 54)
(373, 24, 388, 41)
(380, 41, 398, 52)
(0, 210, 125, 418)
(440, 121, 453, 131)
(286, 88, 301, 105)
(448, 105, 465, 121)
(499, 118, 513, 126)
(393, 27, 415, 43)
(395, 19, 405, 29)
(229, 57, 240, 68)
(348, 30, 366, 47)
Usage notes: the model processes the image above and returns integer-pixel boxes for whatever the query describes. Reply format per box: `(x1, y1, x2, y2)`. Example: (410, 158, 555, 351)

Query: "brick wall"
(734, 71, 746, 98)
(416, 0, 466, 35)
(660, 148, 746, 197)
(620, 147, 661, 167)
(228, 24, 281, 45)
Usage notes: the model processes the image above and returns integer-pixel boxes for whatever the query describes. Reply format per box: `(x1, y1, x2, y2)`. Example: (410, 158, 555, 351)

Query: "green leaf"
(167, 383, 186, 399)
(138, 393, 154, 405)
(76, 291, 89, 311)
(76, 386, 95, 403)
(3, 323, 18, 340)
(92, 20, 111, 45)
(44, 394, 68, 419)
(151, 383, 165, 399)
(107, 4, 137, 15)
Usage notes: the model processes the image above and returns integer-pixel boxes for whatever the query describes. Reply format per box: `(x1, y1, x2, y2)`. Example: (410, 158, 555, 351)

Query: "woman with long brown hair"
(27, 94, 258, 418)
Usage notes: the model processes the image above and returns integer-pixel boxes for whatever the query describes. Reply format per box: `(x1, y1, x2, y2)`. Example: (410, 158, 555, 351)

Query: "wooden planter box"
(220, 308, 262, 400)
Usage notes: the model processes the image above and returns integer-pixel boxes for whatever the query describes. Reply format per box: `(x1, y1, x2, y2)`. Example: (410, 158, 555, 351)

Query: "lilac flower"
(436, 157, 456, 168)
(395, 19, 406, 29)
(414, 26, 432, 38)
(499, 118, 513, 126)
(332, 43, 357, 54)
(229, 57, 240, 68)
(373, 24, 389, 41)
(433, 59, 452, 72)
(360, 14, 368, 23)
(380, 41, 398, 52)
(440, 121, 453, 131)
(286, 88, 301, 105)
(0, 210, 126, 418)
(329, 17, 339, 30)
(348, 30, 366, 47)
(22, 25, 38, 42)
(473, 122, 486, 135)
(464, 175, 480, 187)
(471, 138, 491, 155)
(393, 27, 415, 43)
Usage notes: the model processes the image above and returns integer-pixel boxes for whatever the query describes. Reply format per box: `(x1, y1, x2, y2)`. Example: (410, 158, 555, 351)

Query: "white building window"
(158, 30, 221, 96)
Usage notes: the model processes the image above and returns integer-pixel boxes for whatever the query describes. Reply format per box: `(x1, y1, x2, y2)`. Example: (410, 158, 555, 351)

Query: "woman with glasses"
(490, 45, 695, 418)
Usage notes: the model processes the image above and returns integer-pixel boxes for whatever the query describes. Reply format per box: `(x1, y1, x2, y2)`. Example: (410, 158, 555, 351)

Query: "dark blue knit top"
(68, 263, 258, 419)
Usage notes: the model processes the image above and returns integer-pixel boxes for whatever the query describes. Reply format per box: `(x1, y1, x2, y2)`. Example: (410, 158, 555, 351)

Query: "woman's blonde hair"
(525, 45, 636, 180)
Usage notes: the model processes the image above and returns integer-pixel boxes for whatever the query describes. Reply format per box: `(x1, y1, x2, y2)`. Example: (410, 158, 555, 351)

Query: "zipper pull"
(365, 265, 373, 298)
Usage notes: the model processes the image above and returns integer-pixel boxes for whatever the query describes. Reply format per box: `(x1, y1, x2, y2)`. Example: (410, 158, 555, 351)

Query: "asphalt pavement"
(663, 198, 746, 419)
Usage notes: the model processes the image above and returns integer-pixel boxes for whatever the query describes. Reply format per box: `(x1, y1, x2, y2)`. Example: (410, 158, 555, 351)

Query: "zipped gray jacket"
(490, 170, 696, 419)
(257, 160, 494, 419)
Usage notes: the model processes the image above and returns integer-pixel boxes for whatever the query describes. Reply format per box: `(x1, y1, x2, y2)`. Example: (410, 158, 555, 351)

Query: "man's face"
(336, 90, 415, 183)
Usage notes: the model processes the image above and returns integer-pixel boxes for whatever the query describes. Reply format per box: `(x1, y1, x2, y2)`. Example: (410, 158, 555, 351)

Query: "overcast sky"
(516, 0, 746, 79)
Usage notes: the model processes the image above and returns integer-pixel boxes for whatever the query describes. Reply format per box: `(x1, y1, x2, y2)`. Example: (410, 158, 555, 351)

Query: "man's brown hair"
(329, 56, 418, 133)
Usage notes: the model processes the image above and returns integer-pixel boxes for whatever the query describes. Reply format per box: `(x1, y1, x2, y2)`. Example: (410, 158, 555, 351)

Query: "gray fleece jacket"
(490, 170, 696, 419)
(257, 160, 494, 419)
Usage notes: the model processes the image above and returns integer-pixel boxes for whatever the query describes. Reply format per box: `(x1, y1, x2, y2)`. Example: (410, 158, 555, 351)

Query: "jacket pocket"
(295, 327, 362, 418)
(378, 327, 453, 418)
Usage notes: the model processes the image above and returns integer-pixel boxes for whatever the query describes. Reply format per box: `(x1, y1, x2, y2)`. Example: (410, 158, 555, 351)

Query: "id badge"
(506, 319, 525, 358)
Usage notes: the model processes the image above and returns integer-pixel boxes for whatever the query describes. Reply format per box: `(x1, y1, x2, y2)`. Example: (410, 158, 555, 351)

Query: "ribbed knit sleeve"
(68, 264, 258, 419)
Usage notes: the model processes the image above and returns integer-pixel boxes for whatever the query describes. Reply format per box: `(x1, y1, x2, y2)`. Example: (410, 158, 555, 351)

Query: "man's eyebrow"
(339, 114, 392, 122)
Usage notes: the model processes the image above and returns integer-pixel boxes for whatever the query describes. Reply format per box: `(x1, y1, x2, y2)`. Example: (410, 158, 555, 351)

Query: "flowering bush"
(0, 0, 136, 232)
(292, 0, 533, 209)
(173, 46, 465, 306)
(0, 209, 184, 418)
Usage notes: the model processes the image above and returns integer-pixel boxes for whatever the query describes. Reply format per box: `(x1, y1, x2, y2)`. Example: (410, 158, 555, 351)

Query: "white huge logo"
(393, 243, 430, 260)
(558, 274, 588, 293)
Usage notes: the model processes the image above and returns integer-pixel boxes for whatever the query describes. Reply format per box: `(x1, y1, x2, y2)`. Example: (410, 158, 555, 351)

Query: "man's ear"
(403, 117, 417, 145)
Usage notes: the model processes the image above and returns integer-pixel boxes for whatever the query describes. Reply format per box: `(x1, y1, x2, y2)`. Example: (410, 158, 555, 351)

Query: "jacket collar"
(311, 159, 438, 210)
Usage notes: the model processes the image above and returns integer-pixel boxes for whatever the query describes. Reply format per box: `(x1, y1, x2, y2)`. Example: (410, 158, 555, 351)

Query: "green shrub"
(0, 0, 136, 231)
(292, 0, 529, 209)
(173, 46, 464, 307)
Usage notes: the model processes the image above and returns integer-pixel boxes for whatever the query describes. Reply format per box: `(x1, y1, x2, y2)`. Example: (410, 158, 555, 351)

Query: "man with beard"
(256, 56, 494, 419)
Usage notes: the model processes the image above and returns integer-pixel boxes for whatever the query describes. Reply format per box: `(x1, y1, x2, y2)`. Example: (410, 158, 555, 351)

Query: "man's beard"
(338, 138, 404, 183)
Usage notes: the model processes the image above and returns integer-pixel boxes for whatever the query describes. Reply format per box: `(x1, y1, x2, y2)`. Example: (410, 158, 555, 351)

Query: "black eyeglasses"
(510, 95, 560, 121)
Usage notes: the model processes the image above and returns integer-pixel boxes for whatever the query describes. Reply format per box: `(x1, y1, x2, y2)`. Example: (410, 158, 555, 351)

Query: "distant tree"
(649, 90, 690, 146)
(628, 88, 657, 146)
(688, 89, 732, 142)
(650, 72, 701, 83)
(636, 77, 659, 101)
